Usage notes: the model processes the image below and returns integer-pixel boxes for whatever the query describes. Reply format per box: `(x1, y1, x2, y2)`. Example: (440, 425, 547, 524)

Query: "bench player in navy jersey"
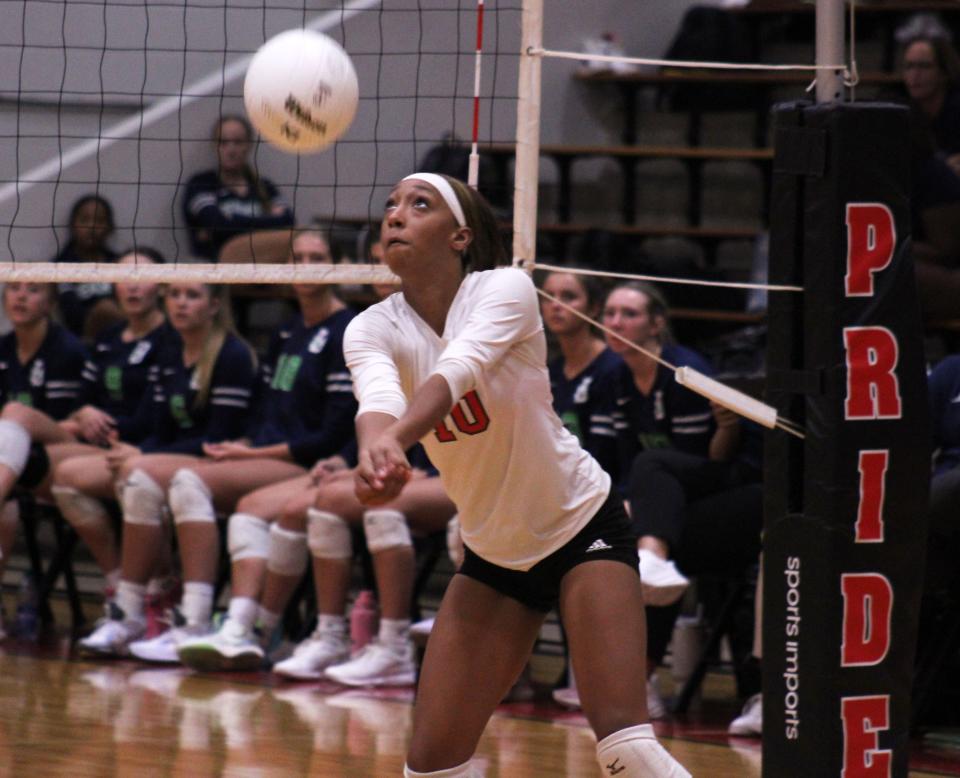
(542, 270, 622, 491)
(0, 281, 88, 629)
(50, 248, 173, 608)
(73, 282, 257, 656)
(123, 229, 359, 663)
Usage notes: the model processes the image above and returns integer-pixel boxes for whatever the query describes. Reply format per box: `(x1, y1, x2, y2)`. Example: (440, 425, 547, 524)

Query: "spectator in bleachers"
(51, 194, 123, 341)
(902, 34, 960, 176)
(183, 115, 295, 261)
(50, 249, 172, 611)
(0, 281, 87, 634)
(115, 229, 359, 664)
(71, 281, 257, 656)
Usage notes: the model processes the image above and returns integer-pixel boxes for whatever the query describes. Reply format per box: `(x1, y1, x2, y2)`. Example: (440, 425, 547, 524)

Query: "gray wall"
(0, 0, 701, 263)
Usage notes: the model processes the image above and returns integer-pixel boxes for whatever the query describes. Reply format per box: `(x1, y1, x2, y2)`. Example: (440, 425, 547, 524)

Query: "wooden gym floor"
(0, 598, 957, 777)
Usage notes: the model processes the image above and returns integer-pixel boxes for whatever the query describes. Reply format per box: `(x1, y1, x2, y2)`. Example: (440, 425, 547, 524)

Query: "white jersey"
(344, 267, 611, 570)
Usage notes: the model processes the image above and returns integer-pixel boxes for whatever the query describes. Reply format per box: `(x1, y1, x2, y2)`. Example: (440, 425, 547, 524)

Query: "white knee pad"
(51, 485, 109, 530)
(403, 762, 478, 778)
(227, 512, 271, 562)
(596, 724, 691, 778)
(122, 469, 166, 527)
(363, 509, 412, 553)
(307, 508, 352, 560)
(0, 419, 30, 475)
(168, 468, 216, 525)
(266, 523, 309, 577)
(446, 514, 464, 568)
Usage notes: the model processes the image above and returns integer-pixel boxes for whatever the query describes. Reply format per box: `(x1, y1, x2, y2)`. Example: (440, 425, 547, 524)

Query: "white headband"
(401, 172, 467, 227)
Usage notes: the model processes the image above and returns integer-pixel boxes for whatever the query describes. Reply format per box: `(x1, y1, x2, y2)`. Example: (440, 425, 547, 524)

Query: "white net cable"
(536, 286, 805, 439)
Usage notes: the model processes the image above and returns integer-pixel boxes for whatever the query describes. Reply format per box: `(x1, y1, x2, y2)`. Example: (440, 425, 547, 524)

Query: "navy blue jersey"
(928, 355, 960, 475)
(251, 308, 358, 467)
(0, 323, 87, 419)
(548, 346, 623, 479)
(53, 244, 118, 336)
(182, 170, 294, 260)
(81, 320, 177, 443)
(597, 343, 715, 488)
(136, 332, 257, 455)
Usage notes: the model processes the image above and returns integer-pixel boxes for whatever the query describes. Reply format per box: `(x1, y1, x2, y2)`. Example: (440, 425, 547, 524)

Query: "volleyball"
(243, 29, 359, 154)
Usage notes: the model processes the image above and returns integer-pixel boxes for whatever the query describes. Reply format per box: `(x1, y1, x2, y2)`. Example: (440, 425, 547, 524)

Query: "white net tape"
(0, 262, 399, 285)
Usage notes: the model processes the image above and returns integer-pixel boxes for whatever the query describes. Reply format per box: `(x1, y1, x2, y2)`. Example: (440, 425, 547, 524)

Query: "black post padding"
(763, 102, 930, 778)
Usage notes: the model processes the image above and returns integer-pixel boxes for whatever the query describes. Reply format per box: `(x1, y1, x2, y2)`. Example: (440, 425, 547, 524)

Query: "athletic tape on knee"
(403, 761, 478, 778)
(168, 468, 216, 525)
(363, 509, 412, 553)
(596, 724, 691, 778)
(307, 508, 352, 560)
(51, 485, 109, 530)
(267, 522, 309, 577)
(0, 419, 31, 475)
(227, 512, 271, 562)
(122, 469, 166, 527)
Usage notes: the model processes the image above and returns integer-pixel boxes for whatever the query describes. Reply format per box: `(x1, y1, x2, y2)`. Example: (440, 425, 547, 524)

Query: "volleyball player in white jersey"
(344, 172, 690, 778)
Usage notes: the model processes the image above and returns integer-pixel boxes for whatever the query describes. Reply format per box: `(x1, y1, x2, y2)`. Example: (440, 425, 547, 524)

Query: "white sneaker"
(647, 674, 667, 720)
(176, 618, 264, 672)
(272, 628, 351, 681)
(324, 639, 417, 687)
(129, 617, 211, 664)
(638, 549, 690, 607)
(77, 603, 145, 657)
(728, 693, 762, 736)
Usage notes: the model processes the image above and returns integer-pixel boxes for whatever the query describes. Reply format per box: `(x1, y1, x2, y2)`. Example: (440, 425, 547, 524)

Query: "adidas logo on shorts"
(586, 538, 613, 553)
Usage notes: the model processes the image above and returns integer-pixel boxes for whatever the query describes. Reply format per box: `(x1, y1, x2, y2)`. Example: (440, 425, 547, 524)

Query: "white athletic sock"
(596, 724, 691, 778)
(181, 581, 214, 627)
(227, 597, 260, 631)
(379, 617, 411, 645)
(317, 613, 347, 637)
(115, 581, 147, 623)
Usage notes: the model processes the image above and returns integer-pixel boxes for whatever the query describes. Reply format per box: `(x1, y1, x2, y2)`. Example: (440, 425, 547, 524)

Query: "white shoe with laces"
(324, 639, 417, 687)
(272, 628, 351, 681)
(638, 549, 690, 607)
(129, 612, 211, 664)
(728, 693, 763, 736)
(77, 603, 145, 657)
(176, 617, 264, 672)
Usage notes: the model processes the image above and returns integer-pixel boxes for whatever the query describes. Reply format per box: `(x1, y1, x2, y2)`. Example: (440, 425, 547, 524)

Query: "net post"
(512, 0, 542, 274)
(816, 0, 846, 103)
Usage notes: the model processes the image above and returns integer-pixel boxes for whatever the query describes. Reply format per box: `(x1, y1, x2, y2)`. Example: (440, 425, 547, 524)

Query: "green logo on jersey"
(105, 366, 123, 401)
(169, 393, 194, 429)
(560, 410, 583, 442)
(637, 432, 671, 450)
(12, 392, 32, 407)
(271, 354, 302, 393)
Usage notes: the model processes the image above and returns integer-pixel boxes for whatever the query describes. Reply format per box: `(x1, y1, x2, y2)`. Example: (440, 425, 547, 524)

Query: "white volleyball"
(243, 29, 359, 154)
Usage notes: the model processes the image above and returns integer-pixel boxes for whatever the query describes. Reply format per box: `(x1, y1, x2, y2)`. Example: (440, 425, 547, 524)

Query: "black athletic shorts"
(19, 443, 50, 490)
(458, 489, 639, 613)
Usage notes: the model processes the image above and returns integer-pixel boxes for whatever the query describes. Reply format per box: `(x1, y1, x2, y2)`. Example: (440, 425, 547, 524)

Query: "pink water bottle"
(349, 589, 379, 653)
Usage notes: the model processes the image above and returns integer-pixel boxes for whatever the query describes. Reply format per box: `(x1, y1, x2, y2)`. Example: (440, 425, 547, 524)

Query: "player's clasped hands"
(355, 433, 412, 506)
